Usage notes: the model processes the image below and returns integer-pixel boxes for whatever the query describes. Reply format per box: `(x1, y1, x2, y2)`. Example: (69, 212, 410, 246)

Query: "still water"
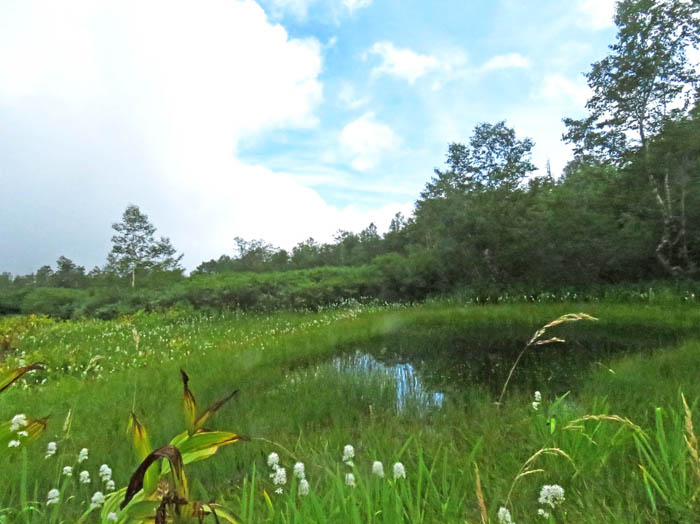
(331, 351, 445, 411)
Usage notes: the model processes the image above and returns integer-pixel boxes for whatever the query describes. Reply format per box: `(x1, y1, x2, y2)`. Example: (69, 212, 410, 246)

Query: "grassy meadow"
(1, 298, 700, 523)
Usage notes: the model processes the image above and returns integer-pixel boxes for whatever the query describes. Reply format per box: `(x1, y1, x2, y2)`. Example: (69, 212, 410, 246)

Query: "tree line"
(1, 0, 699, 315)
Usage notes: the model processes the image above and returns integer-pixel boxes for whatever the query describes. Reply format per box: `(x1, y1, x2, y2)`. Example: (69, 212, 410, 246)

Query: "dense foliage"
(2, 0, 700, 319)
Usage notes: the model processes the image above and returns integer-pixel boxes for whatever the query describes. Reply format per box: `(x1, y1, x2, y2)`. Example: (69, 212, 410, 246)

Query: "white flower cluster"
(10, 414, 27, 432)
(345, 473, 356, 487)
(78, 448, 89, 463)
(79, 470, 91, 484)
(268, 452, 287, 495)
(45, 441, 57, 459)
(8, 414, 29, 448)
(293, 462, 310, 496)
(99, 464, 116, 491)
(532, 391, 542, 411)
(106, 512, 118, 522)
(46, 488, 60, 505)
(372, 461, 384, 478)
(99, 464, 112, 482)
(392, 462, 406, 480)
(498, 506, 514, 524)
(62, 466, 73, 477)
(538, 484, 565, 508)
(90, 491, 105, 509)
(342, 444, 354, 466)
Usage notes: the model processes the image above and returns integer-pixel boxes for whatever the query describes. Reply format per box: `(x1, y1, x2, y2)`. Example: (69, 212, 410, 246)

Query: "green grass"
(1, 301, 700, 522)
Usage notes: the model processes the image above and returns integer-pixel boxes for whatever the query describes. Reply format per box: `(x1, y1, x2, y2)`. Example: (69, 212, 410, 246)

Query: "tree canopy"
(106, 205, 183, 287)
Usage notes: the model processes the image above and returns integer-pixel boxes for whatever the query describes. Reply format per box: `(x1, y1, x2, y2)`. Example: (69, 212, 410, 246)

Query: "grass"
(0, 300, 700, 522)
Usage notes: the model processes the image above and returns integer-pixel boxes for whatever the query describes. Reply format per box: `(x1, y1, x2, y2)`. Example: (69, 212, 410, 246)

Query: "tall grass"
(0, 300, 699, 521)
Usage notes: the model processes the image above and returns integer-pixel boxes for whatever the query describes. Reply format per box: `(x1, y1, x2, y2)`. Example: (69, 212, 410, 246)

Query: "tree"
(564, 0, 700, 275)
(53, 256, 86, 288)
(421, 121, 536, 199)
(106, 205, 183, 287)
(35, 265, 54, 287)
(232, 237, 279, 272)
(414, 122, 538, 284)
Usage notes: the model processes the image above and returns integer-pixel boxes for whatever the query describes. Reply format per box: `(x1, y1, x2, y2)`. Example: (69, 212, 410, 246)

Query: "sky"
(0, 0, 619, 274)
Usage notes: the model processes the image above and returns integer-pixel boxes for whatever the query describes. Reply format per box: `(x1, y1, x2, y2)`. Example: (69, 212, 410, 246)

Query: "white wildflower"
(538, 508, 550, 519)
(393, 462, 406, 480)
(298, 478, 310, 496)
(532, 391, 542, 410)
(372, 461, 384, 478)
(342, 444, 354, 465)
(105, 479, 115, 491)
(106, 513, 118, 522)
(345, 473, 356, 487)
(99, 464, 112, 482)
(10, 414, 27, 432)
(62, 466, 73, 477)
(79, 470, 90, 484)
(8, 440, 20, 448)
(45, 441, 57, 458)
(90, 491, 105, 508)
(17, 430, 28, 437)
(78, 448, 89, 463)
(293, 462, 305, 480)
(274, 487, 283, 495)
(498, 506, 514, 524)
(272, 466, 287, 487)
(267, 452, 279, 469)
(538, 484, 565, 508)
(46, 488, 60, 505)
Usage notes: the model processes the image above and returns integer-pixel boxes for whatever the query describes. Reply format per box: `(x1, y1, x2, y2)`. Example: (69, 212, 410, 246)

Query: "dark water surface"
(321, 318, 689, 410)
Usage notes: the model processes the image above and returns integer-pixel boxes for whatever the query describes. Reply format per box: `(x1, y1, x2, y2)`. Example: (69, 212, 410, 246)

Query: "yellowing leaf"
(180, 370, 197, 435)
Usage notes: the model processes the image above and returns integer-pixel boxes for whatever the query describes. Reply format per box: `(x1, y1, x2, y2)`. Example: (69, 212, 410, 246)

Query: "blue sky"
(242, 0, 617, 209)
(0, 0, 618, 273)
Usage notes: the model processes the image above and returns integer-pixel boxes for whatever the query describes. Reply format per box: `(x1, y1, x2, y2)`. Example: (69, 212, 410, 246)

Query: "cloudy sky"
(0, 0, 618, 274)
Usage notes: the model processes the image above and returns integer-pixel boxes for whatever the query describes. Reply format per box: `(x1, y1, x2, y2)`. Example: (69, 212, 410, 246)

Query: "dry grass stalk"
(474, 463, 488, 524)
(681, 393, 700, 483)
(505, 447, 575, 506)
(564, 414, 644, 435)
(497, 313, 598, 405)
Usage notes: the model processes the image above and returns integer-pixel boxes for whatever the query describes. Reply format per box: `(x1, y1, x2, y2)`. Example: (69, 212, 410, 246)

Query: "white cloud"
(535, 74, 591, 107)
(342, 0, 372, 13)
(481, 53, 531, 72)
(340, 113, 399, 171)
(262, 0, 371, 20)
(265, 0, 316, 19)
(577, 0, 617, 30)
(338, 83, 369, 109)
(0, 0, 405, 272)
(367, 42, 441, 84)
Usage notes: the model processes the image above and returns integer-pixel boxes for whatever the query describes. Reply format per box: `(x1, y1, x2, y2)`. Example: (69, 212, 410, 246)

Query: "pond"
(286, 316, 687, 412)
(331, 351, 445, 411)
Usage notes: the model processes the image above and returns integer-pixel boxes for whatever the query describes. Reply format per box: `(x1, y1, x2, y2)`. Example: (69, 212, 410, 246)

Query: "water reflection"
(332, 352, 445, 411)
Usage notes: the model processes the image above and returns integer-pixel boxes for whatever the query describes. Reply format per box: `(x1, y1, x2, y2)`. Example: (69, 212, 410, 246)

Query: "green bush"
(20, 288, 87, 319)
